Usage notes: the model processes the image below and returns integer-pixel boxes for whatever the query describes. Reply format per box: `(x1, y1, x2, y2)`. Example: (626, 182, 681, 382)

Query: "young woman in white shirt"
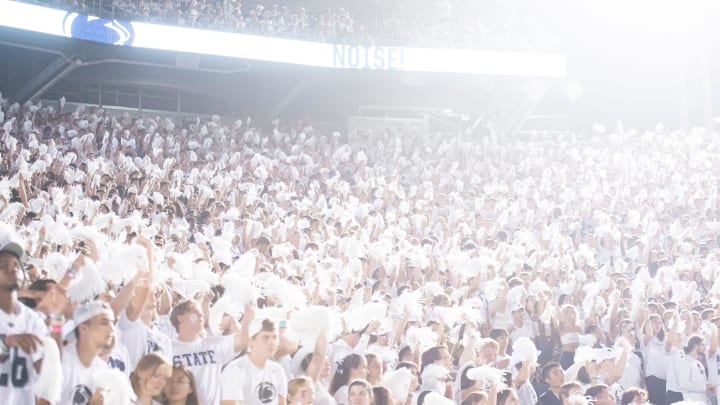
(131, 352, 172, 405)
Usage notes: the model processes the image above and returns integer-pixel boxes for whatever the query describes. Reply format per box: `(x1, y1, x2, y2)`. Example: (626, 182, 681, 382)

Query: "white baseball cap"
(0, 223, 24, 260)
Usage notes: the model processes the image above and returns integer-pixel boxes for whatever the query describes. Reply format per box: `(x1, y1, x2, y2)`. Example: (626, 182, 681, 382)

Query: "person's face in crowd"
(97, 337, 114, 362)
(367, 356, 382, 382)
(511, 308, 524, 323)
(164, 368, 194, 402)
(494, 334, 508, 352)
(593, 388, 614, 405)
(621, 323, 637, 346)
(351, 356, 369, 380)
(251, 328, 279, 360)
(289, 381, 315, 405)
(478, 344, 498, 365)
(436, 347, 452, 369)
(562, 386, 584, 405)
(629, 392, 648, 404)
(545, 366, 564, 390)
(561, 307, 576, 323)
(178, 302, 205, 335)
(651, 316, 663, 333)
(139, 363, 172, 397)
(81, 312, 115, 348)
(0, 252, 20, 292)
(348, 385, 372, 405)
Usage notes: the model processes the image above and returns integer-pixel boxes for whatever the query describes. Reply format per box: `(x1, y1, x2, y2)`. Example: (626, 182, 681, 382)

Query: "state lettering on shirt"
(173, 350, 218, 367)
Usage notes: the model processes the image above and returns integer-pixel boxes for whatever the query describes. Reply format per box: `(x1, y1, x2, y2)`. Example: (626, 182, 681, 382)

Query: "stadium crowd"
(0, 93, 719, 405)
(20, 0, 548, 50)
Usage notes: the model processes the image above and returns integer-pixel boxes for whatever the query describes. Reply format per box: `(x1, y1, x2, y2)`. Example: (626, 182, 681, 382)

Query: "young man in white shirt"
(221, 316, 288, 405)
(171, 299, 247, 405)
(61, 301, 116, 404)
(0, 230, 54, 404)
(117, 278, 172, 368)
(678, 335, 709, 403)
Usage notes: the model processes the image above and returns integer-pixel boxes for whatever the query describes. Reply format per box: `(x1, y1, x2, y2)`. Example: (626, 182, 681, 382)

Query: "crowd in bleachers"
(1, 92, 719, 405)
(19, 0, 551, 50)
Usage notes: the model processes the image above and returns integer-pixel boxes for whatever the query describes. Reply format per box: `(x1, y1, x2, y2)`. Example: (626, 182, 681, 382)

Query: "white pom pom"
(421, 364, 450, 382)
(397, 290, 423, 318)
(529, 279, 552, 295)
(287, 305, 342, 345)
(344, 302, 387, 332)
(93, 368, 137, 404)
(405, 326, 438, 353)
(432, 306, 460, 327)
(228, 252, 256, 278)
(208, 295, 240, 335)
(42, 253, 71, 281)
(510, 337, 539, 367)
(381, 367, 413, 404)
(67, 259, 107, 304)
(421, 392, 454, 405)
(96, 244, 147, 284)
(220, 273, 259, 308)
(261, 276, 307, 309)
(574, 346, 594, 365)
(33, 336, 62, 402)
(424, 281, 445, 298)
(466, 365, 506, 388)
(173, 278, 211, 300)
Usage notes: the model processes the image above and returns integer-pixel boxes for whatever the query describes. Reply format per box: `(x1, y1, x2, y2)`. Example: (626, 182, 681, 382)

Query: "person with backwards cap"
(61, 300, 116, 404)
(221, 311, 288, 404)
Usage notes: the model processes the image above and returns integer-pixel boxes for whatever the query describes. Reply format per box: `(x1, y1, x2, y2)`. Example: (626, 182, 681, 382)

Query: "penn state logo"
(71, 384, 93, 405)
(256, 382, 277, 403)
(147, 337, 160, 354)
(62, 12, 135, 46)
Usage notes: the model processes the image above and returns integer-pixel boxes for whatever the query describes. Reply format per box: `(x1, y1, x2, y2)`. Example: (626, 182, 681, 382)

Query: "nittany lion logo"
(71, 384, 93, 405)
(62, 12, 135, 46)
(256, 382, 277, 404)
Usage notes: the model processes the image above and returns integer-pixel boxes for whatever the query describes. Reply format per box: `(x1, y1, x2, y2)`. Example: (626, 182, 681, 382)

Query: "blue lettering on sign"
(173, 350, 218, 367)
(62, 12, 135, 46)
(332, 44, 404, 71)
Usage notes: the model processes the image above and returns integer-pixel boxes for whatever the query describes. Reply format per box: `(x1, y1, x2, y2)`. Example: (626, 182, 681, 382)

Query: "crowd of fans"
(0, 91, 719, 405)
(19, 0, 551, 50)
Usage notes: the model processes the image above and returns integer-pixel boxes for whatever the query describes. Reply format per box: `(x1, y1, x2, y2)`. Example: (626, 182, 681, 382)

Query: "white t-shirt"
(678, 355, 707, 402)
(509, 319, 535, 342)
(61, 343, 109, 404)
(221, 355, 288, 404)
(664, 347, 683, 392)
(315, 381, 336, 405)
(333, 385, 349, 405)
(172, 335, 236, 405)
(617, 351, 643, 390)
(0, 302, 48, 404)
(516, 380, 538, 405)
(117, 310, 172, 368)
(644, 335, 668, 379)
